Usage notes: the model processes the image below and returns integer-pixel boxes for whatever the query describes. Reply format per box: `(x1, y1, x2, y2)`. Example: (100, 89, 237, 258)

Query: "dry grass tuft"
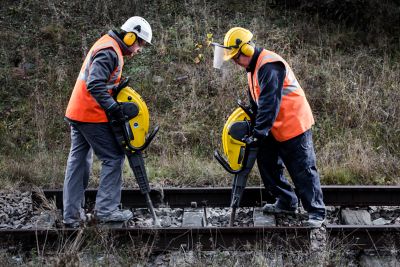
(54, 230, 84, 266)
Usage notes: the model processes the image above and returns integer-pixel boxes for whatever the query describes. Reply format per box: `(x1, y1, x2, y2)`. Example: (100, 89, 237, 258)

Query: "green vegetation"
(0, 0, 399, 189)
(0, 237, 353, 266)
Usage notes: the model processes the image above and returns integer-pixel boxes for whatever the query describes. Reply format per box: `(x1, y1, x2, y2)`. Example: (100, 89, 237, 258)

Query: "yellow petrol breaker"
(214, 100, 258, 226)
(110, 78, 160, 226)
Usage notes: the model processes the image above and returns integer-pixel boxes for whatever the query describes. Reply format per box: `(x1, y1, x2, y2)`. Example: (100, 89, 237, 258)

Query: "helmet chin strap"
(233, 51, 242, 61)
(129, 45, 140, 55)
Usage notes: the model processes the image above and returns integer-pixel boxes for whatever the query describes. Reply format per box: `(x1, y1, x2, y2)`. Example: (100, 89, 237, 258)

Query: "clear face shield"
(211, 43, 235, 69)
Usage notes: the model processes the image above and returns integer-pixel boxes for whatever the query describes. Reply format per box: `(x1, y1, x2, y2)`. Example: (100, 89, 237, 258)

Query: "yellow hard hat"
(223, 27, 253, 60)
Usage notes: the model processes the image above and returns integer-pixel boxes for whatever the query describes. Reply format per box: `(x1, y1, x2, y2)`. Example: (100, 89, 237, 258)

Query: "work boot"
(63, 208, 87, 228)
(80, 208, 87, 221)
(262, 202, 297, 215)
(63, 221, 80, 228)
(303, 216, 325, 228)
(96, 209, 133, 223)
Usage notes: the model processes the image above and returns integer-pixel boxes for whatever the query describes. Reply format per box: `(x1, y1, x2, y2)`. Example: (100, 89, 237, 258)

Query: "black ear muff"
(123, 32, 137, 46)
(240, 43, 255, 57)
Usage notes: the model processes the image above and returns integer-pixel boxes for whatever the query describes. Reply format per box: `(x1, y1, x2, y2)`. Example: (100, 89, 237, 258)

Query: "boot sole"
(262, 208, 297, 215)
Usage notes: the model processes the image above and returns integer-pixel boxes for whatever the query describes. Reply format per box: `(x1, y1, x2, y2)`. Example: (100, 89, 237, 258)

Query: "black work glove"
(107, 103, 126, 124)
(117, 76, 130, 90)
(237, 99, 256, 120)
(113, 76, 130, 96)
(241, 135, 260, 147)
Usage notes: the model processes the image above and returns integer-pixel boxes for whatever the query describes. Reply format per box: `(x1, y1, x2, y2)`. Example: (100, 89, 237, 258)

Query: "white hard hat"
(121, 16, 152, 44)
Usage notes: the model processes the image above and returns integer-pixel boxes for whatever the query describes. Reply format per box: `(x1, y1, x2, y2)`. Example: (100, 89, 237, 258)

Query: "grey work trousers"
(63, 121, 125, 224)
(257, 129, 326, 219)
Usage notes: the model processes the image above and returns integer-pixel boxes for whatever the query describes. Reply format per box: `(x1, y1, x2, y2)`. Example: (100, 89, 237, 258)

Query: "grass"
(0, 0, 399, 189)
(0, 230, 374, 266)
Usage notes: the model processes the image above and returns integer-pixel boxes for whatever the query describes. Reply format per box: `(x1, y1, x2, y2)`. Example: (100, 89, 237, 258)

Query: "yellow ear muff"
(123, 32, 137, 46)
(240, 43, 255, 57)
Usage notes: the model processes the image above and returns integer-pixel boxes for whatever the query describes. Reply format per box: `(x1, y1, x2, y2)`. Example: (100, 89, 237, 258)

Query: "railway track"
(1, 186, 399, 252)
(32, 185, 400, 208)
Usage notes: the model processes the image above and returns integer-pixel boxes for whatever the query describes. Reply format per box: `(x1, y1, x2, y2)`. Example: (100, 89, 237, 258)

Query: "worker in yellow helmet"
(212, 27, 326, 227)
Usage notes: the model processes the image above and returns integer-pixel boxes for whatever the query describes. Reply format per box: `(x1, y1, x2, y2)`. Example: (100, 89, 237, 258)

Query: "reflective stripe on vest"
(247, 49, 314, 141)
(65, 34, 124, 122)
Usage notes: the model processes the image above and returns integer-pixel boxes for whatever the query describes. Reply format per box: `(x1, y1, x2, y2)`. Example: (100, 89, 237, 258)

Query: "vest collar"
(246, 47, 262, 73)
(108, 30, 131, 56)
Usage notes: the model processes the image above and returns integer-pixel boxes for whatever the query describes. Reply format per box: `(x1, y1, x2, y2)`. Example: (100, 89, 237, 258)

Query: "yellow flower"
(206, 33, 213, 46)
(194, 43, 203, 50)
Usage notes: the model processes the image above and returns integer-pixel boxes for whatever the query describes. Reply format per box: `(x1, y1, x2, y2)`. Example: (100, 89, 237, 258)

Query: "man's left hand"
(113, 77, 131, 96)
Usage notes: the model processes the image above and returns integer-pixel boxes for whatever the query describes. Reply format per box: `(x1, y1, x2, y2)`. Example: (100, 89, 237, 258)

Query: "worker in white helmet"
(63, 16, 152, 228)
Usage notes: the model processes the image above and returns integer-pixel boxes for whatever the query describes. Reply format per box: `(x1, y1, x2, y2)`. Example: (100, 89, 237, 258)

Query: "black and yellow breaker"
(110, 78, 160, 226)
(214, 100, 258, 226)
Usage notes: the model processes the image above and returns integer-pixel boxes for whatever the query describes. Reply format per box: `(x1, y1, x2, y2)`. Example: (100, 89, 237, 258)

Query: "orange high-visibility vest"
(248, 49, 314, 142)
(65, 34, 124, 122)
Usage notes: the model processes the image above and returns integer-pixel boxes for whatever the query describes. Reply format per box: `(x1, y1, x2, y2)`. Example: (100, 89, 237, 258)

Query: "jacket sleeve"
(253, 61, 286, 139)
(86, 48, 119, 111)
(247, 89, 258, 117)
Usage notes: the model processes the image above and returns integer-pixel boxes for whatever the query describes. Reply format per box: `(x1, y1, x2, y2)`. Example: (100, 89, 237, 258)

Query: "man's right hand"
(107, 103, 126, 124)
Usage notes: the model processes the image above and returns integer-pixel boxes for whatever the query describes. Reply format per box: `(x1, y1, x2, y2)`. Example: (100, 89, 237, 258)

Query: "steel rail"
(1, 225, 399, 251)
(33, 186, 400, 209)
